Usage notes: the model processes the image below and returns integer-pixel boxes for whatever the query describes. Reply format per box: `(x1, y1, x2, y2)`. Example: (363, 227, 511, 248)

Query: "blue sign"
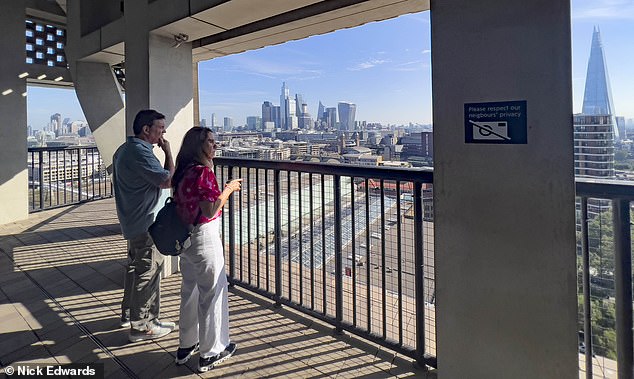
(464, 100, 527, 144)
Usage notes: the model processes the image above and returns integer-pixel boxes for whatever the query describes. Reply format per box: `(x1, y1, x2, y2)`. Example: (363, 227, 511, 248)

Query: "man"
(112, 109, 175, 342)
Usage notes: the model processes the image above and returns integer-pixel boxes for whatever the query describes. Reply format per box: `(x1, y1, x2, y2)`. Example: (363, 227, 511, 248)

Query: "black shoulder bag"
(149, 197, 202, 256)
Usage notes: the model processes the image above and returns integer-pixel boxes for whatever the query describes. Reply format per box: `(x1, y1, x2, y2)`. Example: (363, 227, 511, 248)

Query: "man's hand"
(158, 137, 171, 154)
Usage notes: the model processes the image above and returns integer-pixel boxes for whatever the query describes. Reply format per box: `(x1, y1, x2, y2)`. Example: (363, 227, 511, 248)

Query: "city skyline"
(27, 0, 634, 129)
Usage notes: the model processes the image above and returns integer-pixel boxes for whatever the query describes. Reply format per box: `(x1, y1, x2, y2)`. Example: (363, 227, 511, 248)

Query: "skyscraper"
(337, 102, 356, 131)
(317, 101, 325, 122)
(581, 27, 618, 139)
(262, 101, 274, 125)
(50, 113, 62, 136)
(280, 82, 289, 130)
(325, 107, 337, 129)
(574, 27, 616, 179)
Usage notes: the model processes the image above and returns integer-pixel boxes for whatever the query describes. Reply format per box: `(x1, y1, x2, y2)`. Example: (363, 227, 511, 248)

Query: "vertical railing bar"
(48, 151, 52, 207)
(256, 169, 261, 289)
(38, 150, 44, 209)
(265, 169, 270, 293)
(321, 174, 327, 315)
(334, 175, 343, 332)
(413, 181, 425, 366)
(351, 176, 357, 327)
(30, 151, 35, 210)
(91, 148, 95, 199)
(63, 150, 67, 204)
(396, 181, 403, 346)
(613, 198, 633, 379)
(580, 197, 592, 378)
(77, 150, 82, 203)
(288, 170, 292, 302)
(239, 168, 243, 282)
(55, 151, 60, 206)
(227, 166, 236, 281)
(380, 179, 387, 339)
(310, 173, 315, 310)
(298, 171, 303, 306)
(365, 178, 371, 332)
(247, 167, 252, 285)
(274, 169, 282, 305)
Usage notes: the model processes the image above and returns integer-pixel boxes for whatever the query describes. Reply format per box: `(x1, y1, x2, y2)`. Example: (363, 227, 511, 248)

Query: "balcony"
(0, 197, 432, 378)
(2, 154, 633, 378)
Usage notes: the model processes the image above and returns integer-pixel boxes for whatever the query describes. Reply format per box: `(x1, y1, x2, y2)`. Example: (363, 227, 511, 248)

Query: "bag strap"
(193, 207, 203, 227)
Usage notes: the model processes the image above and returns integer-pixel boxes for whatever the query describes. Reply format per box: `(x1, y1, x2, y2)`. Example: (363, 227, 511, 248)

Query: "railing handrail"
(575, 177, 634, 199)
(214, 157, 433, 183)
(28, 145, 98, 152)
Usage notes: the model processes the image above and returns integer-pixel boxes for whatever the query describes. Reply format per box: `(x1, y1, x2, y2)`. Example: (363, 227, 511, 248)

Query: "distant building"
(246, 116, 261, 131)
(262, 101, 274, 126)
(337, 102, 356, 131)
(574, 27, 616, 179)
(574, 114, 615, 178)
(223, 117, 234, 131)
(324, 107, 337, 129)
(581, 27, 618, 140)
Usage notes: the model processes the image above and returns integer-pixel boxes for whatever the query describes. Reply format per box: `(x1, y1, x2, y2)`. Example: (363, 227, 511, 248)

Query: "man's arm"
(158, 137, 174, 189)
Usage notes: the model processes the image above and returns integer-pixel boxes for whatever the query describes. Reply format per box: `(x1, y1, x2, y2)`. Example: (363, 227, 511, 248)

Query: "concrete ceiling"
(82, 0, 428, 65)
(25, 0, 429, 68)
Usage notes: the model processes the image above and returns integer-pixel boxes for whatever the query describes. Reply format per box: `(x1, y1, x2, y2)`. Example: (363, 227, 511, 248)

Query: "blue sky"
(27, 0, 634, 129)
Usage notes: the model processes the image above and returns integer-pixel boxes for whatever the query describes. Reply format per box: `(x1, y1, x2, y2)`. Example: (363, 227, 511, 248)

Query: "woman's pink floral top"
(174, 165, 222, 225)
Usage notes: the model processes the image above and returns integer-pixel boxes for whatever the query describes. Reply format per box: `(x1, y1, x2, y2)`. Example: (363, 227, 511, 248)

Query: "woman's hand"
(225, 178, 243, 193)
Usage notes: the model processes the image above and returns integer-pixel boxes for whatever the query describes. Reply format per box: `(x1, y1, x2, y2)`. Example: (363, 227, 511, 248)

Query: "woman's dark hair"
(132, 109, 165, 135)
(172, 127, 213, 189)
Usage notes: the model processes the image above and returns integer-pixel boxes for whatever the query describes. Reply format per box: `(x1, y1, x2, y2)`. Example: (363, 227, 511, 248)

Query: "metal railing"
(28, 146, 113, 212)
(576, 178, 634, 379)
(214, 157, 436, 368)
(212, 157, 633, 375)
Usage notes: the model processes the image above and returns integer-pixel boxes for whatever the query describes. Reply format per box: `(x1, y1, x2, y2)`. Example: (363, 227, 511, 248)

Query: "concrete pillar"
(430, 1, 577, 378)
(0, 1, 28, 224)
(124, 4, 194, 274)
(74, 62, 125, 171)
(193, 62, 200, 126)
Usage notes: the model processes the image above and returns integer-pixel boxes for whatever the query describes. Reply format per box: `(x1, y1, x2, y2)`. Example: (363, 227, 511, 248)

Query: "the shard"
(581, 27, 618, 138)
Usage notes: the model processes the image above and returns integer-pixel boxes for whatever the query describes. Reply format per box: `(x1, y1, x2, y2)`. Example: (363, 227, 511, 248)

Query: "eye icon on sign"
(469, 120, 511, 141)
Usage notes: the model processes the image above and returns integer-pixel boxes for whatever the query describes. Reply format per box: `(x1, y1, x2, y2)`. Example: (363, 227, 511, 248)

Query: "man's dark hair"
(132, 109, 165, 135)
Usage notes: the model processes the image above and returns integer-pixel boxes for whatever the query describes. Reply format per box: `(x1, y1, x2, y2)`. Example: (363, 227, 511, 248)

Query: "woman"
(171, 127, 242, 372)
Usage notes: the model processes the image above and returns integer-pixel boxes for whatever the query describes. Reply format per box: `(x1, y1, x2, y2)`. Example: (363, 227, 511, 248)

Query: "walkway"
(0, 198, 432, 378)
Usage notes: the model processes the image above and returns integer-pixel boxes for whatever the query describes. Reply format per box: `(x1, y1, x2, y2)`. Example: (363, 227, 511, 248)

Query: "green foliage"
(576, 207, 633, 359)
(614, 149, 628, 161)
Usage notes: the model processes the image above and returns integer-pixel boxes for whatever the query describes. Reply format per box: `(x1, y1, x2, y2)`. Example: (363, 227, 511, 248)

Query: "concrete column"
(0, 1, 28, 224)
(193, 62, 200, 126)
(74, 62, 125, 171)
(125, 7, 194, 274)
(124, 0, 150, 135)
(430, 1, 577, 378)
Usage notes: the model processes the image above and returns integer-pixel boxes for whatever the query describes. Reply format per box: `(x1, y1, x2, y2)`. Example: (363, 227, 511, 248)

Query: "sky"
(27, 0, 634, 129)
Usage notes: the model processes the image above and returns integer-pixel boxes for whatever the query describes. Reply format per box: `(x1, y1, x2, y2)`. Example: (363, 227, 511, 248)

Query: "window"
(35, 24, 43, 32)
(47, 60, 54, 67)
(47, 47, 54, 54)
(26, 57, 33, 64)
(36, 38, 43, 45)
(56, 55, 64, 62)
(56, 30, 63, 36)
(47, 34, 54, 41)
(26, 30, 33, 37)
(36, 52, 43, 59)
(56, 42, 63, 49)
(26, 44, 33, 51)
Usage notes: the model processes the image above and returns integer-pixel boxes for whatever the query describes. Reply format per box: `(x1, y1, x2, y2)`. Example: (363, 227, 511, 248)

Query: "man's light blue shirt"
(112, 136, 170, 239)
